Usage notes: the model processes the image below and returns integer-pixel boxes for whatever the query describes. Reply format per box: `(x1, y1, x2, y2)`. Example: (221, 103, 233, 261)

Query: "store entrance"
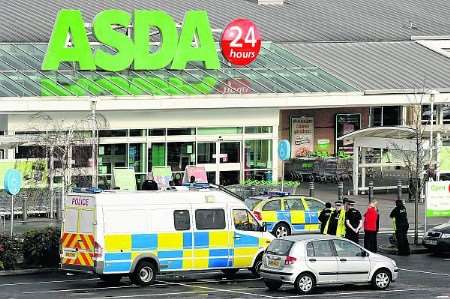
(197, 141, 241, 185)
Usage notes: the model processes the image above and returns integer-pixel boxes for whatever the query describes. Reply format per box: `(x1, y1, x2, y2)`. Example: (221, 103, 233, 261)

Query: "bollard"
(309, 181, 315, 197)
(22, 198, 27, 222)
(397, 179, 402, 201)
(338, 181, 344, 201)
(368, 181, 374, 202)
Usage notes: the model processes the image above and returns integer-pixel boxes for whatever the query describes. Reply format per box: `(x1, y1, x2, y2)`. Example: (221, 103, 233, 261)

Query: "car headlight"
(441, 233, 450, 238)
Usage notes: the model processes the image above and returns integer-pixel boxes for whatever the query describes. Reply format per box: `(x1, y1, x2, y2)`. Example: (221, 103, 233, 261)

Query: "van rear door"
(61, 195, 96, 272)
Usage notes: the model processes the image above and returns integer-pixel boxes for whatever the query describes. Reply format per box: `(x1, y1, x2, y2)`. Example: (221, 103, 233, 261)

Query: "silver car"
(260, 234, 398, 294)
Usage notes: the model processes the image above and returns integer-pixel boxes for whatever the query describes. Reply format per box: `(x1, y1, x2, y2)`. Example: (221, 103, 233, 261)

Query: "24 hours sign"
(425, 181, 450, 217)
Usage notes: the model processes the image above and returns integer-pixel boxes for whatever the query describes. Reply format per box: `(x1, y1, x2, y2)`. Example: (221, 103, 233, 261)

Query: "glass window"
(167, 128, 195, 135)
(306, 242, 315, 257)
(244, 170, 272, 181)
(16, 146, 46, 159)
(220, 142, 240, 163)
(72, 145, 92, 168)
(266, 239, 294, 255)
(195, 209, 226, 230)
(174, 210, 190, 231)
(244, 198, 262, 210)
(285, 198, 304, 210)
(130, 129, 145, 136)
(219, 170, 240, 186)
(149, 128, 166, 136)
(233, 209, 260, 231)
(197, 127, 243, 135)
(98, 144, 127, 174)
(129, 143, 146, 173)
(333, 239, 365, 257)
(244, 140, 272, 169)
(263, 200, 281, 211)
(197, 142, 215, 164)
(245, 126, 273, 134)
(99, 130, 127, 137)
(310, 240, 335, 257)
(304, 198, 325, 211)
(167, 142, 195, 171)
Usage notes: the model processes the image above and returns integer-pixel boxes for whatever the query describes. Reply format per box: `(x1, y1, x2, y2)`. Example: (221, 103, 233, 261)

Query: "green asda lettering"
(42, 9, 220, 71)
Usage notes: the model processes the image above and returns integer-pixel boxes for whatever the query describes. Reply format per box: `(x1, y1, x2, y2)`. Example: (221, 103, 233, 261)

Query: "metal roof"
(1, 0, 450, 43)
(282, 41, 450, 91)
(338, 127, 416, 141)
(0, 43, 356, 98)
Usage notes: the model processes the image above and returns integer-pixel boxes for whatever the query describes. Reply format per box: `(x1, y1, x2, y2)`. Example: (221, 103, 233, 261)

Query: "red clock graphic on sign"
(221, 19, 261, 66)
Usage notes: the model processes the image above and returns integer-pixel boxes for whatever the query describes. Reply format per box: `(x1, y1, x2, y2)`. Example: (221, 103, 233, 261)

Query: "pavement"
(0, 248, 449, 299)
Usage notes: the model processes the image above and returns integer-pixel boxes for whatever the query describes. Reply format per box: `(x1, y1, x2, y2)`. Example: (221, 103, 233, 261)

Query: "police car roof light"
(268, 191, 290, 197)
(182, 182, 210, 189)
(72, 187, 103, 194)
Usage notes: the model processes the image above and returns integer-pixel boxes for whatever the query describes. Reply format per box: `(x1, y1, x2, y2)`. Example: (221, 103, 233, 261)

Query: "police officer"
(390, 199, 410, 255)
(345, 200, 362, 243)
(318, 202, 333, 234)
(326, 201, 344, 236)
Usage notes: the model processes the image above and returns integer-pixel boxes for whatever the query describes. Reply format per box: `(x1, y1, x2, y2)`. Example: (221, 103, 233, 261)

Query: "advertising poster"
(291, 117, 314, 158)
(335, 113, 361, 154)
(183, 166, 208, 184)
(439, 146, 450, 173)
(425, 181, 450, 217)
(152, 166, 173, 189)
(112, 167, 137, 191)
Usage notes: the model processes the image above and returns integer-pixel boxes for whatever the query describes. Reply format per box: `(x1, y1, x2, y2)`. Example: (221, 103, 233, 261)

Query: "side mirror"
(361, 251, 369, 257)
(259, 224, 267, 232)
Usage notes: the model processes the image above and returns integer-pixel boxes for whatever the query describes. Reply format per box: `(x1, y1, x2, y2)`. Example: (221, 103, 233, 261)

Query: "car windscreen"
(266, 239, 294, 255)
(244, 198, 262, 210)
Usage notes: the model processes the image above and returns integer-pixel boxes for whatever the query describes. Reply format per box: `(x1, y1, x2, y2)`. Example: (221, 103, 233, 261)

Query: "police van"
(61, 186, 274, 285)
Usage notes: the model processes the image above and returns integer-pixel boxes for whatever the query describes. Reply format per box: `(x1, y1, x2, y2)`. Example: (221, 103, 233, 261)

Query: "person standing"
(390, 199, 410, 255)
(319, 202, 333, 234)
(345, 200, 362, 243)
(326, 201, 345, 236)
(363, 201, 379, 252)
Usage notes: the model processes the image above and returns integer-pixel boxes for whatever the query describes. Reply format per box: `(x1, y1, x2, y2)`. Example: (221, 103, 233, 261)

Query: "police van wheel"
(98, 274, 122, 284)
(250, 255, 263, 277)
(130, 260, 156, 286)
(273, 223, 290, 238)
(222, 269, 239, 278)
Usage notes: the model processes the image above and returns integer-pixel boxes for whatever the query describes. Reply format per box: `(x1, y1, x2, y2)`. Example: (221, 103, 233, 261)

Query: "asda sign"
(42, 9, 221, 71)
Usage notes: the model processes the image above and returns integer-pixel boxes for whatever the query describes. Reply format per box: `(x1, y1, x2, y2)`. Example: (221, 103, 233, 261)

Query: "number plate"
(424, 239, 438, 245)
(64, 251, 77, 258)
(267, 258, 281, 268)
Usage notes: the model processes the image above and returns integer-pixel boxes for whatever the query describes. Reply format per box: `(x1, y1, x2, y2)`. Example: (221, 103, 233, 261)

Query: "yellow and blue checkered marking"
(261, 210, 320, 233)
(103, 231, 262, 273)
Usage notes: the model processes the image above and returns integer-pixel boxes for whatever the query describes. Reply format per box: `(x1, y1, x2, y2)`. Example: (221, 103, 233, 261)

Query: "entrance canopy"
(339, 127, 429, 195)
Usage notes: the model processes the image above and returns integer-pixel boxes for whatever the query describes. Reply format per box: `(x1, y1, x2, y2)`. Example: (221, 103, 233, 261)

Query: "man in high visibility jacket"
(325, 201, 346, 236)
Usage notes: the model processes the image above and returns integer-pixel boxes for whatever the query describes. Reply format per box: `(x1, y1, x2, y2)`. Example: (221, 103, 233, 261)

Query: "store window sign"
(42, 9, 220, 71)
(291, 117, 314, 158)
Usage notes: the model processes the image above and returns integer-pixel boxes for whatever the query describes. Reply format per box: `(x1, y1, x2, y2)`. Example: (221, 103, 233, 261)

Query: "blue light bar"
(268, 191, 290, 197)
(72, 187, 103, 194)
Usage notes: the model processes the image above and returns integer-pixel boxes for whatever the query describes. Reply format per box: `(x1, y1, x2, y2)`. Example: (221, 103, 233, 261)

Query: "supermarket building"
(0, 0, 449, 188)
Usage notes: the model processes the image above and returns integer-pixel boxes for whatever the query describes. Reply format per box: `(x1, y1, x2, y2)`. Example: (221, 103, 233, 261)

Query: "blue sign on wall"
(4, 169, 22, 196)
(278, 140, 291, 161)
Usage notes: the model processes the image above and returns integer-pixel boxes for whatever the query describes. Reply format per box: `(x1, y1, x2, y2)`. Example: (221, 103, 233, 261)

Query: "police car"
(246, 192, 325, 238)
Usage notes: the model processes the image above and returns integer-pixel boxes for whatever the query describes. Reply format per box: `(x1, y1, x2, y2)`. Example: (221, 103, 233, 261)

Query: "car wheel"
(264, 279, 282, 291)
(372, 269, 391, 290)
(250, 255, 263, 277)
(130, 260, 157, 286)
(273, 223, 291, 238)
(294, 273, 315, 294)
(98, 274, 122, 284)
(221, 269, 239, 278)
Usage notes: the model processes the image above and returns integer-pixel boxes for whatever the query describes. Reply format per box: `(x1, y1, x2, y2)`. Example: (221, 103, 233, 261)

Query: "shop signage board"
(112, 167, 137, 191)
(0, 159, 47, 189)
(335, 113, 361, 155)
(439, 146, 450, 173)
(425, 181, 450, 217)
(42, 9, 261, 72)
(278, 140, 291, 161)
(290, 117, 314, 158)
(183, 166, 208, 184)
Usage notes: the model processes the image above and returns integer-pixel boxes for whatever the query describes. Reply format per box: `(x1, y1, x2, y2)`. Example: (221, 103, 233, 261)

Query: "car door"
(302, 197, 323, 231)
(306, 240, 339, 283)
(284, 198, 305, 233)
(232, 209, 264, 268)
(260, 199, 281, 232)
(332, 239, 371, 282)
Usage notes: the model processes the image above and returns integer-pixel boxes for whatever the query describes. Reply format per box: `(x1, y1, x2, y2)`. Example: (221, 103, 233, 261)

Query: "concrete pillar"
(353, 144, 359, 195)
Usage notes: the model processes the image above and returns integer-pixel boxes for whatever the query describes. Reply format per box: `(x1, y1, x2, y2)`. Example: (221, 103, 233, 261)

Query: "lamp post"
(429, 90, 439, 168)
(91, 98, 98, 188)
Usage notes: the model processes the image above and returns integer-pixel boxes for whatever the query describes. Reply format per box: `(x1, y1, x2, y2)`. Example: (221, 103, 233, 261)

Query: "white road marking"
(0, 278, 99, 287)
(399, 268, 450, 277)
(274, 288, 425, 298)
(435, 296, 449, 299)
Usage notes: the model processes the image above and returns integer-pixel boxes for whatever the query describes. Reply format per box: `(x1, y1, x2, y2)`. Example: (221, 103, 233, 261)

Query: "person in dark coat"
(390, 199, 410, 255)
(326, 201, 343, 235)
(318, 202, 333, 234)
(142, 173, 158, 190)
(345, 200, 362, 244)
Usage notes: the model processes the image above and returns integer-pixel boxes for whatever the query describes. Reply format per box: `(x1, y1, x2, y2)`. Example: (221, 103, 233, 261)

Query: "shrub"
(0, 234, 21, 270)
(22, 226, 60, 268)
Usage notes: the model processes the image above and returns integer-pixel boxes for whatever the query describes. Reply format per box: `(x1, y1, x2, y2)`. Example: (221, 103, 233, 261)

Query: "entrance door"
(197, 141, 241, 185)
